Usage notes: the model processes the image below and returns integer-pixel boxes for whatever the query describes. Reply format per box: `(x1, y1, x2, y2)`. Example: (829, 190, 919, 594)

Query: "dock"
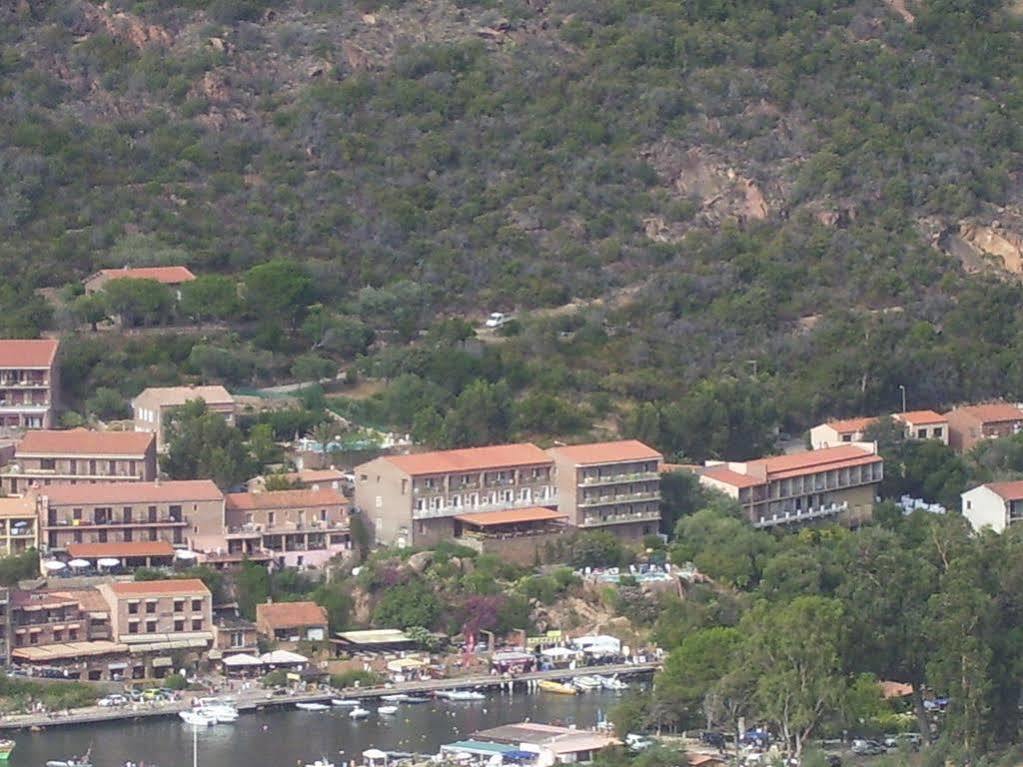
(0, 662, 658, 731)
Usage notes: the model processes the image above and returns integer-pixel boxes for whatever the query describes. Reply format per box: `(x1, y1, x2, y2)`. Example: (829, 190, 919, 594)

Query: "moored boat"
(179, 710, 214, 726)
(296, 702, 330, 711)
(331, 698, 359, 706)
(0, 740, 14, 761)
(572, 675, 603, 691)
(437, 689, 486, 701)
(538, 680, 578, 695)
(45, 749, 91, 767)
(349, 707, 371, 719)
(599, 675, 629, 691)
(378, 705, 399, 715)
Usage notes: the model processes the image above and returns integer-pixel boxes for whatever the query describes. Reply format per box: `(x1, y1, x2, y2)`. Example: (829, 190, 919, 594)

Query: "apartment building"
(97, 579, 213, 663)
(700, 444, 883, 528)
(893, 410, 949, 445)
(0, 339, 60, 433)
(961, 481, 1023, 533)
(10, 589, 86, 651)
(255, 601, 328, 642)
(219, 489, 350, 568)
(1, 429, 156, 495)
(809, 417, 876, 450)
(132, 385, 236, 450)
(547, 440, 663, 540)
(355, 444, 556, 547)
(945, 403, 1023, 453)
(0, 496, 38, 555)
(84, 266, 196, 299)
(36, 479, 225, 554)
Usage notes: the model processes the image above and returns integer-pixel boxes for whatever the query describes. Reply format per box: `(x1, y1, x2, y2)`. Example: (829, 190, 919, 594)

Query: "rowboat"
(349, 707, 371, 719)
(538, 680, 578, 695)
(378, 705, 399, 715)
(0, 740, 14, 762)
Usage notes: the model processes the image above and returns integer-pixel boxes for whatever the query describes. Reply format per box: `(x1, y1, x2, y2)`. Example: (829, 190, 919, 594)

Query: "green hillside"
(4, 0, 1023, 458)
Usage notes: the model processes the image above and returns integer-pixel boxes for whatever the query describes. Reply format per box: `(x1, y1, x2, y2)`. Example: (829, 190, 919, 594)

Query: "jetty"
(0, 661, 658, 731)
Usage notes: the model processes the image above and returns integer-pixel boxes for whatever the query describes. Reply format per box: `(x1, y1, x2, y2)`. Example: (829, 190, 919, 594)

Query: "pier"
(0, 662, 658, 731)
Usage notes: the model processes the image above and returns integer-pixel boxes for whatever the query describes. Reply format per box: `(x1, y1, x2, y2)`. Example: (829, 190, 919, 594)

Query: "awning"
(68, 540, 175, 559)
(541, 647, 578, 658)
(222, 653, 263, 668)
(491, 651, 533, 664)
(454, 507, 566, 527)
(260, 650, 308, 665)
(128, 638, 209, 653)
(108, 662, 127, 670)
(386, 656, 426, 672)
(151, 657, 174, 668)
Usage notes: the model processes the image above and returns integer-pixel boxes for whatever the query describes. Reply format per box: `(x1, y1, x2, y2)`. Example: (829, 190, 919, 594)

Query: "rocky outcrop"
(958, 223, 1023, 274)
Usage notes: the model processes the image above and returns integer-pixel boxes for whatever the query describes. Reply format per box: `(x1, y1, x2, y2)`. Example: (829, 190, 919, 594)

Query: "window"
(128, 602, 139, 615)
(53, 629, 63, 642)
(29, 632, 38, 645)
(124, 529, 132, 542)
(128, 621, 139, 634)
(68, 628, 77, 641)
(414, 499, 424, 511)
(123, 506, 132, 522)
(173, 599, 184, 613)
(72, 508, 82, 521)
(40, 458, 54, 470)
(191, 619, 203, 631)
(174, 619, 184, 632)
(230, 631, 244, 648)
(149, 528, 157, 541)
(966, 500, 972, 510)
(73, 530, 82, 543)
(145, 601, 156, 614)
(934, 427, 944, 438)
(146, 620, 157, 633)
(268, 512, 275, 526)
(148, 506, 157, 523)
(169, 505, 182, 522)
(320, 509, 327, 521)
(191, 599, 202, 612)
(917, 428, 927, 439)
(841, 434, 852, 442)
(108, 460, 116, 474)
(98, 530, 107, 543)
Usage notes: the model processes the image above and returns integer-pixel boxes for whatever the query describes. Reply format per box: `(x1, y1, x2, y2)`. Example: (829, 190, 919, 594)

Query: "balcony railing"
(578, 509, 661, 527)
(580, 471, 660, 486)
(226, 520, 349, 536)
(579, 491, 660, 508)
(413, 495, 557, 520)
(48, 517, 185, 528)
(752, 501, 849, 529)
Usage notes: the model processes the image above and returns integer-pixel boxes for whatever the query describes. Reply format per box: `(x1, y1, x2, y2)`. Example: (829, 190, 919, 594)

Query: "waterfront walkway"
(0, 662, 658, 731)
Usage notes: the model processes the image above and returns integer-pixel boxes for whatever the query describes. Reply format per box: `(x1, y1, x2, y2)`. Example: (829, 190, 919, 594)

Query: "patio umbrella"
(68, 559, 90, 569)
(174, 549, 198, 560)
(42, 560, 66, 571)
(97, 558, 120, 568)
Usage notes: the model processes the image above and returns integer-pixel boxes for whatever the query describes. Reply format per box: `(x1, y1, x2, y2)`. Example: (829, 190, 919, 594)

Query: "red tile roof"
(95, 266, 196, 285)
(382, 444, 551, 476)
(894, 410, 947, 425)
(287, 469, 345, 483)
(985, 481, 1023, 502)
(132, 385, 234, 408)
(750, 445, 881, 478)
(0, 339, 59, 368)
(225, 488, 346, 511)
(17, 429, 154, 456)
(68, 541, 175, 558)
(256, 601, 327, 629)
(107, 578, 209, 596)
(454, 507, 566, 526)
(0, 496, 36, 516)
(38, 479, 223, 505)
(948, 403, 1023, 424)
(548, 440, 662, 465)
(700, 465, 764, 489)
(824, 417, 876, 434)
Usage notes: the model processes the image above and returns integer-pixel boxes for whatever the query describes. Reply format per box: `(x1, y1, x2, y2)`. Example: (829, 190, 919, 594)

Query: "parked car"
(625, 734, 655, 752)
(825, 755, 842, 767)
(484, 312, 510, 328)
(700, 731, 727, 750)
(851, 739, 886, 755)
(884, 733, 921, 751)
(99, 694, 128, 707)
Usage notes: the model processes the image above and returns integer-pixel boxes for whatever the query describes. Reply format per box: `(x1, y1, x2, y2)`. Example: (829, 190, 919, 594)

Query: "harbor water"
(8, 689, 631, 766)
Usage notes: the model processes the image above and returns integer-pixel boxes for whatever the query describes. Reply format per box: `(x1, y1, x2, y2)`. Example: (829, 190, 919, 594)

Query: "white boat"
(179, 710, 214, 726)
(380, 694, 410, 702)
(438, 690, 486, 701)
(198, 705, 238, 723)
(331, 698, 359, 706)
(378, 705, 399, 715)
(573, 675, 604, 691)
(305, 761, 335, 767)
(46, 750, 92, 767)
(600, 675, 629, 691)
(296, 702, 330, 711)
(349, 707, 371, 719)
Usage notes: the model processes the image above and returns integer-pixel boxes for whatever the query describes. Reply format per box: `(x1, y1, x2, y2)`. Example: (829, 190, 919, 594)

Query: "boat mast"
(192, 721, 198, 767)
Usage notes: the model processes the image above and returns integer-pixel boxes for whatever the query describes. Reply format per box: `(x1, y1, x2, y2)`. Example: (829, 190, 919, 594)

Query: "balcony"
(580, 471, 660, 486)
(48, 517, 186, 529)
(0, 403, 49, 413)
(752, 501, 848, 529)
(578, 509, 661, 527)
(0, 378, 49, 389)
(578, 490, 660, 508)
(226, 520, 349, 537)
(413, 494, 557, 520)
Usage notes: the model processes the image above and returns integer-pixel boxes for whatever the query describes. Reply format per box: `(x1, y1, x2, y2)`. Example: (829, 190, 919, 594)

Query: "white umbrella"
(42, 561, 66, 571)
(222, 653, 263, 668)
(174, 549, 198, 560)
(97, 558, 120, 568)
(68, 559, 90, 569)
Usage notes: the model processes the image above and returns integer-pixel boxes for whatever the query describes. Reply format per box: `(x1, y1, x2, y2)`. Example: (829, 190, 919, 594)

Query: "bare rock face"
(958, 223, 1023, 273)
(407, 550, 433, 574)
(83, 3, 173, 49)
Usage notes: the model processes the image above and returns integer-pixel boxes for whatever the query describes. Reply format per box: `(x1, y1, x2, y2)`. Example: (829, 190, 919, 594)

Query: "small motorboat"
(46, 749, 91, 767)
(197, 703, 239, 723)
(349, 707, 371, 719)
(438, 690, 486, 701)
(380, 694, 410, 702)
(378, 705, 399, 715)
(403, 694, 431, 704)
(305, 760, 335, 767)
(573, 675, 603, 691)
(600, 675, 629, 691)
(296, 702, 330, 712)
(331, 698, 359, 706)
(538, 680, 577, 695)
(179, 710, 214, 726)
